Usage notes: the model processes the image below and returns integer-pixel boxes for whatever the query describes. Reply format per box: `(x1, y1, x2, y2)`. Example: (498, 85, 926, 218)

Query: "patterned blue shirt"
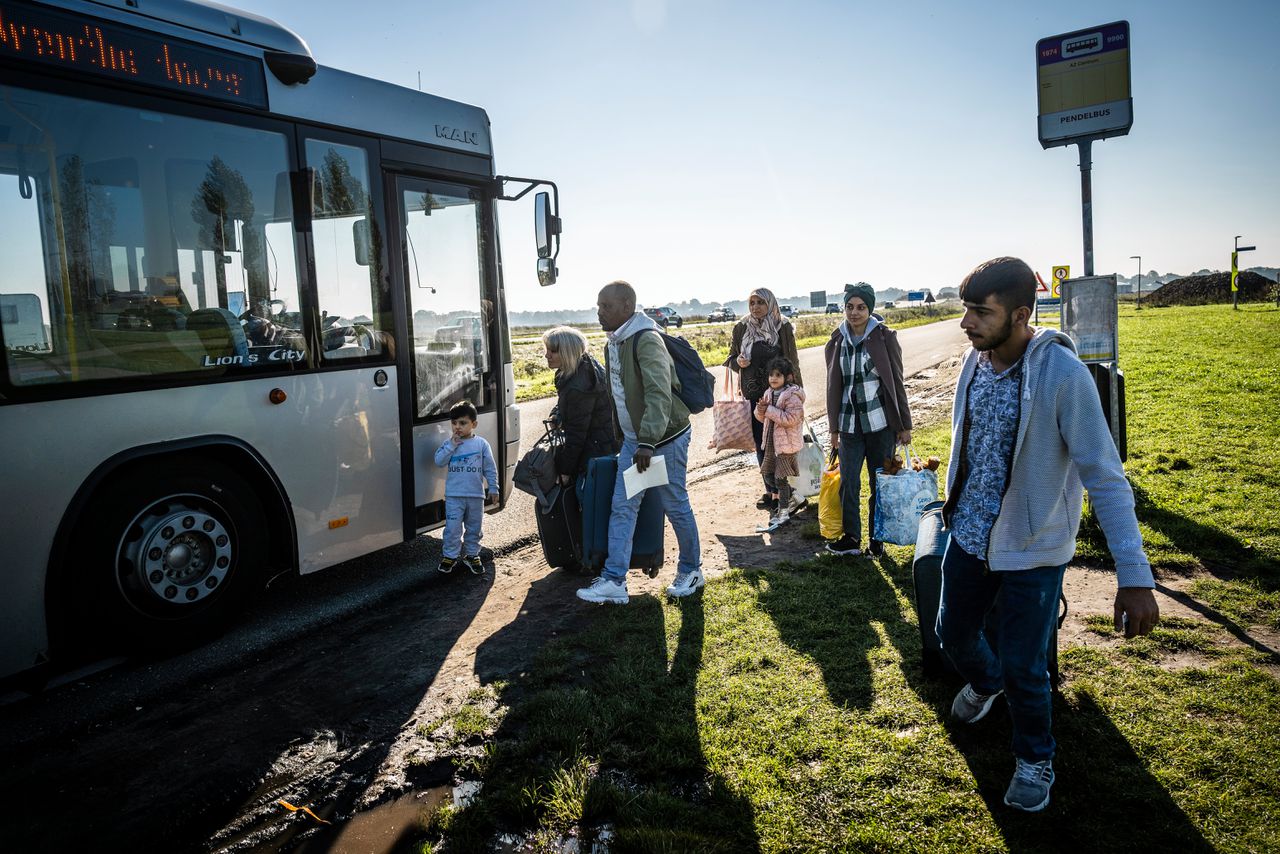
(951, 353, 1024, 559)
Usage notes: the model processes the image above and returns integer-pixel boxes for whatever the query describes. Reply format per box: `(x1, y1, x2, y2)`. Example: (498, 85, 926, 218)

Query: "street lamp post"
(1130, 254, 1142, 310)
(1234, 235, 1257, 310)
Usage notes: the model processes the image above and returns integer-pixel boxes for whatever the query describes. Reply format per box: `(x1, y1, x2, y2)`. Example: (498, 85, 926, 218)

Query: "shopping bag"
(788, 422, 824, 500)
(708, 371, 756, 452)
(873, 445, 939, 546)
(818, 451, 843, 541)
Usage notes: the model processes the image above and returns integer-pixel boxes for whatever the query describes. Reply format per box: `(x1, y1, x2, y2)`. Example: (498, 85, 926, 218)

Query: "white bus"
(0, 0, 562, 681)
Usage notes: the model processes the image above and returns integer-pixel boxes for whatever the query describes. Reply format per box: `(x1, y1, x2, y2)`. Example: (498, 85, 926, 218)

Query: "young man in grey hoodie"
(939, 257, 1160, 813)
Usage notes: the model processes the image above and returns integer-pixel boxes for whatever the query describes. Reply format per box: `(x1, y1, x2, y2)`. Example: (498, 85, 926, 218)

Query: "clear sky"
(251, 0, 1280, 312)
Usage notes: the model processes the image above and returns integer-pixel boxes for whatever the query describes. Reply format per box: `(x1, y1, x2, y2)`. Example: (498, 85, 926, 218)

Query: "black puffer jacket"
(553, 354, 619, 477)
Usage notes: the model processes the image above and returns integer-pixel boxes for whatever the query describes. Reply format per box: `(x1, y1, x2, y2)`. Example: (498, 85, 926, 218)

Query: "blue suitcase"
(581, 455, 665, 577)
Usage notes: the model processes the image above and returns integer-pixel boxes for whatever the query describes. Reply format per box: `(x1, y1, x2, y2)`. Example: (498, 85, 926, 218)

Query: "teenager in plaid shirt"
(822, 284, 913, 556)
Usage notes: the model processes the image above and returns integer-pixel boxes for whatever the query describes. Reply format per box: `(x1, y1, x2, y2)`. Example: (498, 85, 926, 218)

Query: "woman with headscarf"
(543, 326, 618, 483)
(822, 284, 912, 558)
(726, 287, 803, 512)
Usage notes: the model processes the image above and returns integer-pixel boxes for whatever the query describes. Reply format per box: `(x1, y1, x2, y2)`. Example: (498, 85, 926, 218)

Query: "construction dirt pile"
(1148, 270, 1276, 306)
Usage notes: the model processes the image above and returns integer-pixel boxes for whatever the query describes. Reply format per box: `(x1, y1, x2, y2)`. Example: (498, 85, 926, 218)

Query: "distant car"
(825, 303, 840, 314)
(643, 306, 683, 328)
(779, 305, 796, 317)
(883, 301, 896, 309)
(707, 306, 736, 323)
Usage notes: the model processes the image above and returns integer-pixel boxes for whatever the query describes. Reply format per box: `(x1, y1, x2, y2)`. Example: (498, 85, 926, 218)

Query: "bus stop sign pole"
(1075, 138, 1118, 450)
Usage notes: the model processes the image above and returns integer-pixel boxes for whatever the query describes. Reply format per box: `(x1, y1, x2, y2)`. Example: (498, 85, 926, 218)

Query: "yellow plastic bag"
(818, 453, 843, 541)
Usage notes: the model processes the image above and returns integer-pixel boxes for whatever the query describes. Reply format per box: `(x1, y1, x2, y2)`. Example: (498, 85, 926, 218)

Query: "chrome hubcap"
(121, 499, 233, 608)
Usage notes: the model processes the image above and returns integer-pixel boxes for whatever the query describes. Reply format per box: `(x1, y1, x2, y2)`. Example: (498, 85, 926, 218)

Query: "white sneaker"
(755, 512, 789, 533)
(666, 568, 705, 597)
(576, 576, 629, 604)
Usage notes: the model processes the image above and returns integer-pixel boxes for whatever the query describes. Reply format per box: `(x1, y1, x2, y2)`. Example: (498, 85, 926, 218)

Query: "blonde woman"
(543, 326, 618, 483)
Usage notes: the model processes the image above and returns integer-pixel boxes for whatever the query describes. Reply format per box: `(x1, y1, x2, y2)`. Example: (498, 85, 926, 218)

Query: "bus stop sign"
(1036, 21, 1133, 149)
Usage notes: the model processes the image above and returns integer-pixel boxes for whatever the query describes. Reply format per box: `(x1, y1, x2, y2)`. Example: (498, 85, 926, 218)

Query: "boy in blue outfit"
(433, 400, 498, 575)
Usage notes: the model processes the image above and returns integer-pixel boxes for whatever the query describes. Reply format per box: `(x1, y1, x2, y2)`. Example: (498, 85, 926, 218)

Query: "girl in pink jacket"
(754, 356, 806, 531)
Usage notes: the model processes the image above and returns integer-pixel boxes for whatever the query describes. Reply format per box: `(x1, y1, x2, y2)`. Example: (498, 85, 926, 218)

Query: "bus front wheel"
(77, 460, 267, 649)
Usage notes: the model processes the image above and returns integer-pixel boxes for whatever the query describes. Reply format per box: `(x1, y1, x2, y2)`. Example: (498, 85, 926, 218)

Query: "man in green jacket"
(577, 281, 703, 604)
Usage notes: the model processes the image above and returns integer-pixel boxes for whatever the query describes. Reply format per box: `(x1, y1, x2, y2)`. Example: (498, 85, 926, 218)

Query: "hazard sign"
(1051, 265, 1069, 298)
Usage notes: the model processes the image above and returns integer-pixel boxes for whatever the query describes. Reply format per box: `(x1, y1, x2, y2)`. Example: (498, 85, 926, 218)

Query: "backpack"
(633, 329, 717, 414)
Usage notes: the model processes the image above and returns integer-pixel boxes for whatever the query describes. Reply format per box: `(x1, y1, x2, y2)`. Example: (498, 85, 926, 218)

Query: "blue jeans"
(605, 430, 700, 581)
(936, 541, 1066, 762)
(442, 496, 484, 558)
(837, 427, 895, 545)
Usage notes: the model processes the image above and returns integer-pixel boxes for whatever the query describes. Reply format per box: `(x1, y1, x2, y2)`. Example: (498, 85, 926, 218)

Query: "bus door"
(392, 176, 499, 528)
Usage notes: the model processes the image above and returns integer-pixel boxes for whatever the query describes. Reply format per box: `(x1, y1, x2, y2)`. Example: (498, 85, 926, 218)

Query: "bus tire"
(75, 460, 267, 650)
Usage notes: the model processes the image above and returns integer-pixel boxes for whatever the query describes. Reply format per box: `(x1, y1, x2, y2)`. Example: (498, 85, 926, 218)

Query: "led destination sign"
(0, 2, 267, 108)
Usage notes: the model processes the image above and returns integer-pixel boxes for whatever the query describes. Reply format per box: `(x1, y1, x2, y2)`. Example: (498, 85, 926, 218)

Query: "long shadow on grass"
(729, 541, 925, 711)
(734, 545, 1215, 852)
(456, 587, 759, 852)
(945, 691, 1214, 853)
(1081, 481, 1280, 583)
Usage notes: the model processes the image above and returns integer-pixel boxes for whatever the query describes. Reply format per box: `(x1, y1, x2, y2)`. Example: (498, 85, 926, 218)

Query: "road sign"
(810, 290, 827, 308)
(906, 290, 926, 302)
(1051, 265, 1069, 298)
(1036, 21, 1133, 149)
(1061, 275, 1118, 363)
(1036, 271, 1050, 293)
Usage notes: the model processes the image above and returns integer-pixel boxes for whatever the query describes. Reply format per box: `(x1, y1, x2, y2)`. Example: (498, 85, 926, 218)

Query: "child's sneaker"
(463, 554, 485, 575)
(437, 556, 458, 574)
(755, 511, 789, 533)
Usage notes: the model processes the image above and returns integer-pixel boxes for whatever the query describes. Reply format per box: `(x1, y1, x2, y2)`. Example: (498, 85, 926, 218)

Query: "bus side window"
(305, 139, 388, 362)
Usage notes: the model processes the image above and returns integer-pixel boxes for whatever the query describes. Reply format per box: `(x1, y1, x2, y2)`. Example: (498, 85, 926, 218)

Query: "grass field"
(420, 303, 1279, 852)
(511, 307, 962, 403)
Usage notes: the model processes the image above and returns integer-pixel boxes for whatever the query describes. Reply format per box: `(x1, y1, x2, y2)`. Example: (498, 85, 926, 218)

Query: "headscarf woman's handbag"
(708, 371, 757, 453)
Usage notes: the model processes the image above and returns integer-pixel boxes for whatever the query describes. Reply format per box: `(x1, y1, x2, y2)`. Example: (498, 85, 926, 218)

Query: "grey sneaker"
(576, 576, 629, 604)
(1004, 758, 1054, 812)
(951, 683, 1003, 724)
(437, 556, 458, 574)
(666, 568, 705, 597)
(463, 554, 485, 575)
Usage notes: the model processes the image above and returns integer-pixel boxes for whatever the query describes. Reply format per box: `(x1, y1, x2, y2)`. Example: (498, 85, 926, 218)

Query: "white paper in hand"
(622, 454, 669, 499)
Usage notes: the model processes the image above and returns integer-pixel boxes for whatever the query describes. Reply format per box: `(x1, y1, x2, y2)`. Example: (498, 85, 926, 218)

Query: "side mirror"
(537, 257, 557, 287)
(534, 191, 560, 259)
(352, 218, 370, 266)
(269, 298, 286, 317)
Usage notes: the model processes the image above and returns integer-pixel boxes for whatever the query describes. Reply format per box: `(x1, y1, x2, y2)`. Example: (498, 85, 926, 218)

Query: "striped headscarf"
(739, 287, 785, 365)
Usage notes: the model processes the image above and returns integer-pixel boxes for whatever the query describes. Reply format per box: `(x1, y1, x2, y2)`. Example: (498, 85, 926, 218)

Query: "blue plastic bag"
(873, 455, 938, 546)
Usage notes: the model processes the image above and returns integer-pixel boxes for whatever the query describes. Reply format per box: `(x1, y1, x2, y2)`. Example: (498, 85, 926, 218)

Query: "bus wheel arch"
(49, 443, 296, 655)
